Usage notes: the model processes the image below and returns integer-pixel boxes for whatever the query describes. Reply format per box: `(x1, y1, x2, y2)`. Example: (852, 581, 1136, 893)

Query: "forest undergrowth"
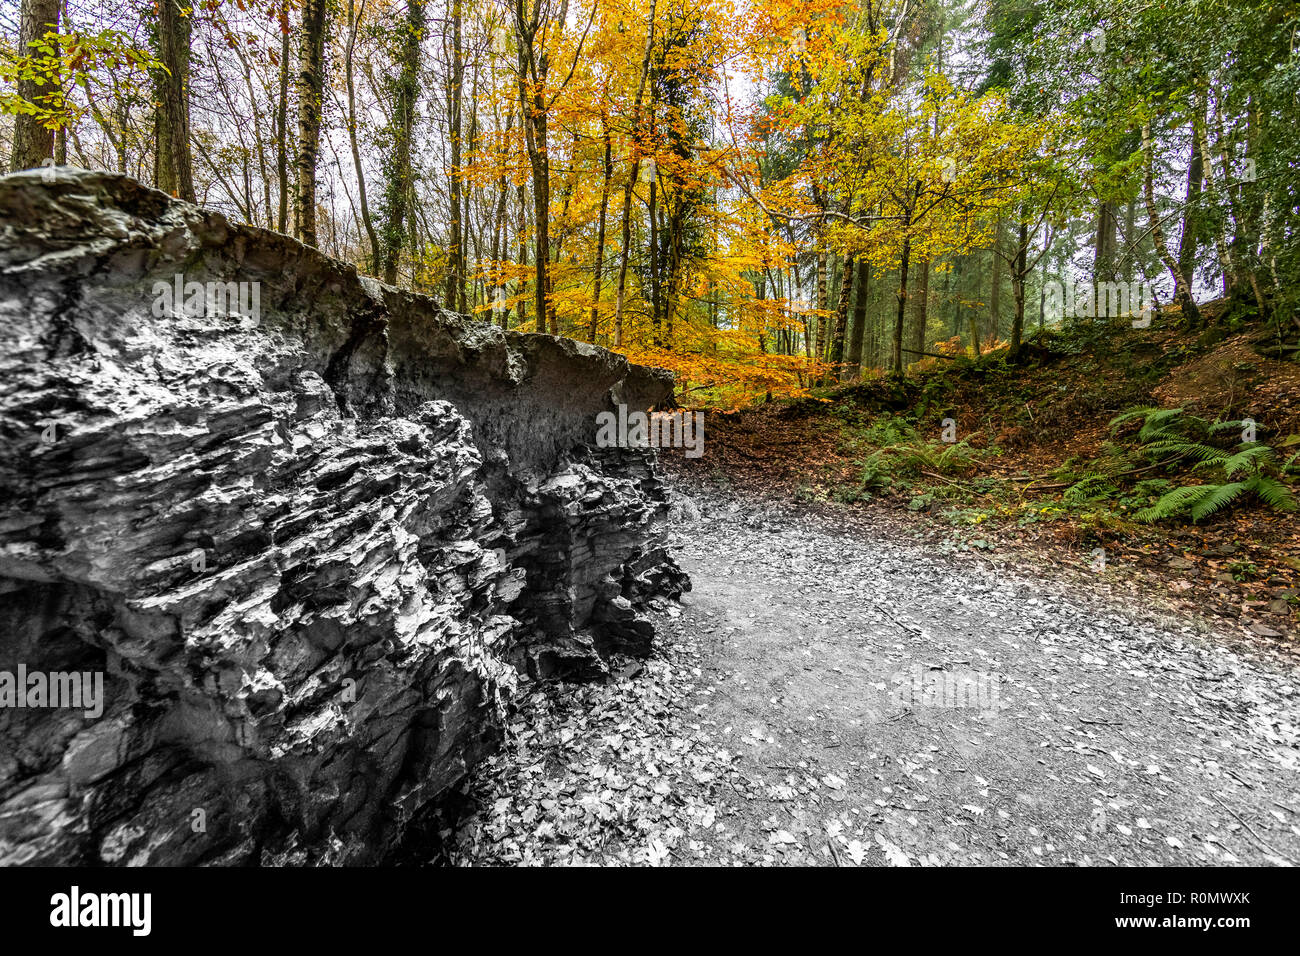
(663, 301, 1300, 641)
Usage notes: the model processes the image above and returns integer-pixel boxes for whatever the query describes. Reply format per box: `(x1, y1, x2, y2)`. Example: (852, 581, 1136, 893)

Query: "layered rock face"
(0, 170, 686, 865)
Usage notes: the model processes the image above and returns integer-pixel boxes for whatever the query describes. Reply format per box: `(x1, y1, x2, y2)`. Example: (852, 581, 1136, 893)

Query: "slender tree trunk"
(988, 222, 1002, 343)
(846, 257, 870, 378)
(1142, 119, 1201, 327)
(1177, 109, 1204, 292)
(491, 109, 514, 329)
(911, 258, 929, 362)
(893, 236, 911, 374)
(613, 7, 656, 348)
(830, 254, 855, 372)
(815, 247, 828, 360)
(1038, 250, 1048, 329)
(1196, 101, 1235, 297)
(344, 0, 378, 270)
(1209, 90, 1252, 298)
(791, 259, 811, 359)
(523, 92, 552, 332)
(295, 0, 329, 245)
(10, 0, 59, 171)
(277, 5, 290, 233)
(1092, 200, 1116, 283)
(516, 180, 529, 326)
(1237, 98, 1269, 318)
(515, 1, 560, 335)
(648, 177, 661, 346)
(155, 0, 195, 201)
(379, 0, 422, 284)
(1009, 222, 1029, 360)
(445, 0, 465, 309)
(463, 67, 477, 314)
(954, 255, 979, 354)
(590, 118, 612, 343)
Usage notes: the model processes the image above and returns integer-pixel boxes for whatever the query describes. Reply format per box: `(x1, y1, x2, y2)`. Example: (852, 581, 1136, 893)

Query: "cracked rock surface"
(0, 169, 686, 865)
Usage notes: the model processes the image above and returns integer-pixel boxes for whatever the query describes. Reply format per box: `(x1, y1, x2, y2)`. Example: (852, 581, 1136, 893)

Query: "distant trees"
(1, 0, 1293, 404)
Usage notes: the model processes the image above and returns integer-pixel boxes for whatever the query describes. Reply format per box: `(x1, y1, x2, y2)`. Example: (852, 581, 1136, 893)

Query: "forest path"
(451, 486, 1300, 866)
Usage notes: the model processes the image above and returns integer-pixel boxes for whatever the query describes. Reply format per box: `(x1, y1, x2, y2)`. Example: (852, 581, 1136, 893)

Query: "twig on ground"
(827, 840, 845, 867)
(872, 603, 923, 636)
(1212, 794, 1296, 864)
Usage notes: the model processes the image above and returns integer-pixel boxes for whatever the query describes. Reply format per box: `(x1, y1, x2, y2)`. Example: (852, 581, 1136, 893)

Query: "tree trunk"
(379, 0, 421, 284)
(344, 0, 379, 271)
(276, 6, 290, 233)
(846, 257, 870, 379)
(892, 237, 911, 374)
(9, 0, 59, 171)
(515, 1, 561, 336)
(155, 0, 195, 201)
(648, 177, 661, 347)
(830, 254, 855, 372)
(612, 7, 656, 348)
(988, 223, 1002, 344)
(1196, 100, 1235, 297)
(491, 109, 514, 329)
(445, 0, 465, 309)
(1092, 200, 1116, 283)
(515, 182, 530, 325)
(1142, 119, 1201, 327)
(295, 0, 329, 246)
(815, 247, 828, 361)
(1177, 109, 1204, 293)
(910, 258, 929, 362)
(1009, 222, 1028, 360)
(590, 119, 612, 343)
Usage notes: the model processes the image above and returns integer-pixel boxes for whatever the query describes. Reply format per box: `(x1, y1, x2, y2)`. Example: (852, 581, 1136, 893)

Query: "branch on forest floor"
(872, 603, 922, 636)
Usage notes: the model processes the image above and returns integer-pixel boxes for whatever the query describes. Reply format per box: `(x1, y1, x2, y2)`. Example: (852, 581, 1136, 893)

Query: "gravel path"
(452, 485, 1300, 866)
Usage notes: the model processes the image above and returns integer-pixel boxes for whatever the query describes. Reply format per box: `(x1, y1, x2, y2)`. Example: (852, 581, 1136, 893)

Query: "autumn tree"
(8, 0, 60, 170)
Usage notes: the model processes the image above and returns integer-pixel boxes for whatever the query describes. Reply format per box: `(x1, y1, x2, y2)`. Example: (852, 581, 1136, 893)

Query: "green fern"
(1141, 438, 1227, 463)
(1134, 484, 1216, 522)
(1109, 406, 1165, 431)
(1246, 475, 1298, 511)
(1114, 407, 1298, 524)
(1188, 482, 1248, 521)
(1218, 444, 1274, 478)
(1208, 419, 1251, 435)
(1137, 408, 1192, 443)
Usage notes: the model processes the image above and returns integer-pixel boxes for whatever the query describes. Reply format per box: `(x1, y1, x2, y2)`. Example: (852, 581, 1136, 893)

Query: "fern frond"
(1246, 476, 1298, 512)
(1209, 419, 1252, 435)
(1109, 406, 1162, 432)
(1221, 444, 1273, 478)
(1141, 439, 1228, 463)
(1134, 484, 1216, 523)
(1189, 482, 1246, 521)
(1138, 409, 1194, 442)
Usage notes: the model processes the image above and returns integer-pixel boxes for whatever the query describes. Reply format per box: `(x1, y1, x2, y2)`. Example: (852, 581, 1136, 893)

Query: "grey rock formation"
(0, 169, 687, 865)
